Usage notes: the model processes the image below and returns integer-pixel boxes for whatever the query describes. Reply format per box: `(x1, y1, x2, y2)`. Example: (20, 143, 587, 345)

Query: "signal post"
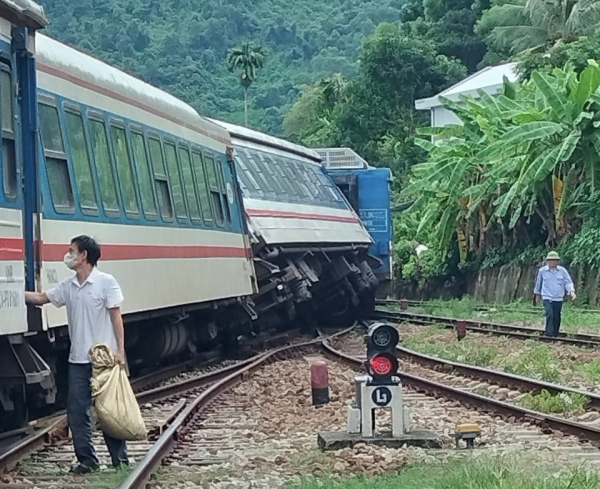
(317, 323, 441, 451)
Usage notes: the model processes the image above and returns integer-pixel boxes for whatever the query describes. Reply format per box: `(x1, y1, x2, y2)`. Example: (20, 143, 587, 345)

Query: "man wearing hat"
(533, 251, 576, 337)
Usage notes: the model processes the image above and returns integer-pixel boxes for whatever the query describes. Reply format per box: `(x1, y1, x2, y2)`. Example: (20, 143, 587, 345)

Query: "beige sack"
(90, 344, 147, 441)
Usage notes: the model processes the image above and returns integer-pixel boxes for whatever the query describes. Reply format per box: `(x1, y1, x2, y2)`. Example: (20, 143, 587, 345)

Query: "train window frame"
(269, 156, 298, 198)
(216, 156, 232, 225)
(87, 111, 122, 216)
(203, 151, 225, 226)
(233, 151, 262, 195)
(178, 144, 202, 224)
(286, 160, 314, 201)
(38, 99, 75, 213)
(109, 120, 140, 217)
(255, 153, 286, 196)
(191, 149, 214, 224)
(147, 134, 174, 222)
(163, 139, 188, 222)
(242, 150, 275, 197)
(0, 63, 16, 201)
(279, 157, 310, 200)
(129, 126, 158, 220)
(63, 105, 100, 215)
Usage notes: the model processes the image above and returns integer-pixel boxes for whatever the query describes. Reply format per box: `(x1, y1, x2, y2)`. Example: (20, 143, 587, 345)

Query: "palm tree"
(477, 0, 600, 55)
(227, 42, 266, 126)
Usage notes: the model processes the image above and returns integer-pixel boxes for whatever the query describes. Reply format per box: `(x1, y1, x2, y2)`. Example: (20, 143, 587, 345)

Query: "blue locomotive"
(317, 148, 393, 297)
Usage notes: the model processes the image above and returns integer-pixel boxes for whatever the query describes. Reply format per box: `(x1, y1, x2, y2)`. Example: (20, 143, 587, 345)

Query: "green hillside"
(38, 0, 404, 134)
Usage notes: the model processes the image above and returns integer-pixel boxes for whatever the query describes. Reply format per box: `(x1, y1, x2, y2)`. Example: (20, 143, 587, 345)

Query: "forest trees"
(227, 42, 266, 126)
(283, 23, 466, 185)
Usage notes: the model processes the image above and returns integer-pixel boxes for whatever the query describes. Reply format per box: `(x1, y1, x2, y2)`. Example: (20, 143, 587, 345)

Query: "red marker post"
(311, 361, 330, 406)
(456, 319, 467, 341)
(400, 299, 408, 311)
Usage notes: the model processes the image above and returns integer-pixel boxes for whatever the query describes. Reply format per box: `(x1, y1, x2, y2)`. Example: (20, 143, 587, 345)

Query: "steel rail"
(117, 338, 324, 489)
(395, 345, 600, 408)
(320, 338, 600, 445)
(367, 309, 600, 347)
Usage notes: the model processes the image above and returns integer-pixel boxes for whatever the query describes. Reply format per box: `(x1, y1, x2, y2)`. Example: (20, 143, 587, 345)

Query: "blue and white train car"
(317, 148, 393, 298)
(0, 18, 257, 427)
(212, 120, 379, 325)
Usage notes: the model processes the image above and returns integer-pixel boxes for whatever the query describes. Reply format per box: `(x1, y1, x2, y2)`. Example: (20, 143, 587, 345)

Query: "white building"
(415, 62, 518, 128)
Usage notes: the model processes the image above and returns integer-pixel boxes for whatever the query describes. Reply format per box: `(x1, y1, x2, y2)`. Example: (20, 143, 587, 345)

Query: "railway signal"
(365, 323, 399, 385)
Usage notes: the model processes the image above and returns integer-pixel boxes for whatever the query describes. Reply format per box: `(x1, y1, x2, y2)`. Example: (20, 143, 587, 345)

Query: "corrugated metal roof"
(415, 62, 518, 110)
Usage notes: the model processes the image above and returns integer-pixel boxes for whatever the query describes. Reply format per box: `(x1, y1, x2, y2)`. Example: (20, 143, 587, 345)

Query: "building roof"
(415, 62, 518, 110)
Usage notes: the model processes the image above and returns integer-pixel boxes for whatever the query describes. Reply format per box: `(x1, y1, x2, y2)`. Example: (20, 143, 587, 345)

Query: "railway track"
(328, 327, 600, 445)
(0, 327, 350, 489)
(376, 298, 600, 316)
(7, 324, 600, 488)
(367, 308, 600, 347)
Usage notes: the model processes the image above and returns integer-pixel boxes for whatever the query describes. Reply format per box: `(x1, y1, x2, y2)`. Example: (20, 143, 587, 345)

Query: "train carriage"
(1, 24, 258, 428)
(212, 120, 379, 325)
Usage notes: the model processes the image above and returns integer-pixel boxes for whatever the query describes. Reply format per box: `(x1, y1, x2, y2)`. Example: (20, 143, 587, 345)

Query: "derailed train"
(0, 1, 389, 428)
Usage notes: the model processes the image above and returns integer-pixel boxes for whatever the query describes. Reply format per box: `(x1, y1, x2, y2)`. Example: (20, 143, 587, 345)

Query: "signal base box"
(317, 430, 442, 451)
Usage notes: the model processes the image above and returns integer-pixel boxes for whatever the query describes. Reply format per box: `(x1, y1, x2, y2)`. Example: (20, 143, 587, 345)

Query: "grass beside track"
(395, 297, 600, 333)
(402, 324, 597, 414)
(289, 453, 600, 489)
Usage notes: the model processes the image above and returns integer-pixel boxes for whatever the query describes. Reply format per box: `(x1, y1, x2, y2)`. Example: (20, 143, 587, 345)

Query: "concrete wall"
(467, 264, 599, 305)
(396, 263, 600, 304)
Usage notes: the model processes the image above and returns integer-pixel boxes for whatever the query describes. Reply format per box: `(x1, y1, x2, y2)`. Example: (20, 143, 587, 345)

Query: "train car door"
(0, 40, 26, 335)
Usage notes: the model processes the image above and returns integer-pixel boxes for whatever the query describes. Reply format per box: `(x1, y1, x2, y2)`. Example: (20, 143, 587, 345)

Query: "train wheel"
(318, 295, 356, 328)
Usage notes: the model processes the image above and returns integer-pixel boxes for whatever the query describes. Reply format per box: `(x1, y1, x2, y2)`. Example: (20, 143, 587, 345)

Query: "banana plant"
(403, 60, 600, 260)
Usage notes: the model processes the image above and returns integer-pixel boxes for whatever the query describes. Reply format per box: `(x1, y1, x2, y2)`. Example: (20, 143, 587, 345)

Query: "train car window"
(39, 103, 74, 210)
(110, 125, 139, 215)
(282, 159, 313, 200)
(296, 163, 320, 199)
(231, 157, 252, 194)
(64, 111, 98, 212)
(148, 137, 173, 220)
(306, 166, 330, 202)
(89, 118, 120, 213)
(204, 154, 224, 224)
(164, 142, 187, 221)
(130, 131, 157, 217)
(191, 151, 213, 222)
(256, 153, 285, 196)
(1, 67, 15, 199)
(234, 152, 262, 194)
(215, 160, 231, 224)
(270, 158, 298, 198)
(242, 150, 274, 195)
(178, 146, 201, 221)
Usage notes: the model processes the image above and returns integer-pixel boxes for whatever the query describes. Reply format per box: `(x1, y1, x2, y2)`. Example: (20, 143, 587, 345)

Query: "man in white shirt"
(25, 236, 128, 474)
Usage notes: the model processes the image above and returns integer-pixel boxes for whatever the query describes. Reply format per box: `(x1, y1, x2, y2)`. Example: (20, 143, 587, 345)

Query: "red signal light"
(369, 354, 394, 375)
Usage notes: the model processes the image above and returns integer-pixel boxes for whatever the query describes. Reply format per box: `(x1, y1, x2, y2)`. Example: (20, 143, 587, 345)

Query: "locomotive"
(0, 0, 382, 429)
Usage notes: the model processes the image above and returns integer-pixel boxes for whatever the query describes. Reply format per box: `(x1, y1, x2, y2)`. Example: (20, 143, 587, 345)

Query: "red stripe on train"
(0, 237, 24, 260)
(0, 238, 247, 261)
(245, 208, 359, 223)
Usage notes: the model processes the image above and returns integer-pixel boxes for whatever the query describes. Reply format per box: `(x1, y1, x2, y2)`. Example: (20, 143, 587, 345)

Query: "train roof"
(0, 0, 46, 30)
(210, 119, 322, 163)
(35, 34, 230, 144)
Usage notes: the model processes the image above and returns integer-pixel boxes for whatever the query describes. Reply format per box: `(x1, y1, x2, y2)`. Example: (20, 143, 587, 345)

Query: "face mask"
(64, 252, 78, 269)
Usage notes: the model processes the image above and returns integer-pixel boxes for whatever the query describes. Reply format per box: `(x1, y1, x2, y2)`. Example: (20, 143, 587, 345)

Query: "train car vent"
(315, 148, 369, 169)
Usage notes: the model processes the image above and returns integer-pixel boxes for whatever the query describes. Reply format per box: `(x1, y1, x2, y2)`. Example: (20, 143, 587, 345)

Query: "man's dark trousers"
(543, 299, 563, 337)
(68, 363, 128, 468)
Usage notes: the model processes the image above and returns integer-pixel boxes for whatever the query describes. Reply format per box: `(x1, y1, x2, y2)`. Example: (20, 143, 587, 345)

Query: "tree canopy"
(38, 0, 405, 134)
